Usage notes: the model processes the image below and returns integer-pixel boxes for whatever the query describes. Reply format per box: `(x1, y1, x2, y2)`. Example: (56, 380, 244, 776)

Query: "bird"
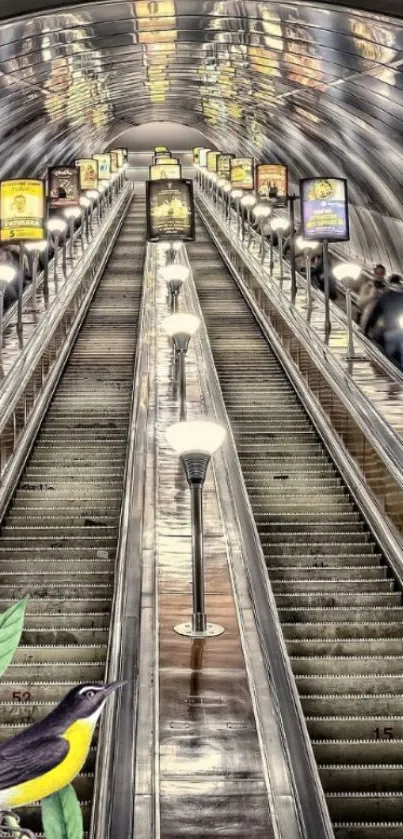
(0, 682, 123, 809)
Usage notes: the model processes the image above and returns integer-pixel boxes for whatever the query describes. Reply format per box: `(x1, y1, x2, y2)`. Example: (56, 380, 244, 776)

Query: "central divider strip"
(128, 241, 306, 839)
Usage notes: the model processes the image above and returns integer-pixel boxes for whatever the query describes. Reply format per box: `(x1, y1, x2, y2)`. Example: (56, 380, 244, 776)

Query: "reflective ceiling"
(1, 0, 403, 221)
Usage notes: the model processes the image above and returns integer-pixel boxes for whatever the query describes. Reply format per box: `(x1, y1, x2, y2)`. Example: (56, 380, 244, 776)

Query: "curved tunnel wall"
(1, 1, 403, 268)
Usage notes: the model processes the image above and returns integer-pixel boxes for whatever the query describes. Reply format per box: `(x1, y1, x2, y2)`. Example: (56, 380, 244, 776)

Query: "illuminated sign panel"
(150, 164, 181, 180)
(93, 154, 111, 181)
(0, 179, 46, 242)
(146, 179, 195, 241)
(77, 159, 99, 191)
(48, 167, 80, 208)
(300, 177, 349, 241)
(216, 154, 233, 178)
(207, 151, 220, 172)
(199, 149, 211, 168)
(256, 164, 288, 202)
(230, 158, 254, 190)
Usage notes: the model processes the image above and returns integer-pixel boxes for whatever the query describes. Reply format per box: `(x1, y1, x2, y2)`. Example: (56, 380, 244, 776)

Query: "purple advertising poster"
(300, 177, 349, 241)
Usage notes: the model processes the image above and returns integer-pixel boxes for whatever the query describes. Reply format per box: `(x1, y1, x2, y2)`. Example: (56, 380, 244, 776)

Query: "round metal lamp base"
(344, 354, 368, 362)
(174, 621, 225, 638)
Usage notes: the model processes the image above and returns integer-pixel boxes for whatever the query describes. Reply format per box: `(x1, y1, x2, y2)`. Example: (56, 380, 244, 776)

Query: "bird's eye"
(86, 690, 95, 699)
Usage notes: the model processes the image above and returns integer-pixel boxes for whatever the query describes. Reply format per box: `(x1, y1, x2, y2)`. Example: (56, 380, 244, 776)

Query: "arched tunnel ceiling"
(1, 0, 403, 222)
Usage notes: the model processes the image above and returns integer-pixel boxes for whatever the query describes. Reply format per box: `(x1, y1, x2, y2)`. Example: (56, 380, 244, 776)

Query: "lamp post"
(270, 216, 290, 281)
(79, 196, 92, 243)
(216, 178, 227, 216)
(63, 207, 82, 260)
(333, 262, 362, 360)
(295, 236, 320, 307)
(240, 193, 257, 244)
(23, 240, 48, 315)
(160, 240, 183, 265)
(230, 189, 243, 238)
(161, 264, 190, 314)
(252, 204, 272, 264)
(0, 264, 17, 363)
(162, 313, 201, 420)
(47, 218, 68, 285)
(223, 182, 232, 221)
(86, 190, 100, 234)
(166, 420, 226, 638)
(209, 172, 218, 206)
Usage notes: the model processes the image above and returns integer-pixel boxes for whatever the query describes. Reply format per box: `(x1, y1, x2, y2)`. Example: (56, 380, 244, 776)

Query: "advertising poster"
(193, 147, 201, 164)
(110, 152, 120, 174)
(199, 148, 211, 168)
(48, 166, 80, 208)
(146, 178, 195, 242)
(207, 151, 220, 172)
(230, 157, 254, 190)
(93, 154, 111, 181)
(256, 164, 288, 203)
(0, 179, 46, 242)
(300, 177, 349, 241)
(216, 154, 233, 178)
(150, 163, 182, 180)
(77, 159, 99, 191)
(110, 149, 124, 171)
(153, 154, 174, 165)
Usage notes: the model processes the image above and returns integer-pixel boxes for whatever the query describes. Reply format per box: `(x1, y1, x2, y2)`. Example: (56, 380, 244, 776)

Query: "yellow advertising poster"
(93, 154, 111, 181)
(77, 159, 99, 190)
(256, 164, 288, 201)
(150, 163, 181, 180)
(230, 158, 254, 190)
(0, 179, 45, 242)
(135, 0, 175, 30)
(154, 155, 176, 165)
(192, 147, 201, 164)
(207, 151, 220, 172)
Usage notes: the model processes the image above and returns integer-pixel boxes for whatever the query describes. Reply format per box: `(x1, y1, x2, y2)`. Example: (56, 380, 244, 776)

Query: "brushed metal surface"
(149, 240, 275, 839)
(0, 0, 403, 275)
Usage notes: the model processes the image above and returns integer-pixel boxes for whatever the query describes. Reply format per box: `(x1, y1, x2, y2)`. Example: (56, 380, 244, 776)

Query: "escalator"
(0, 197, 146, 834)
(189, 216, 403, 839)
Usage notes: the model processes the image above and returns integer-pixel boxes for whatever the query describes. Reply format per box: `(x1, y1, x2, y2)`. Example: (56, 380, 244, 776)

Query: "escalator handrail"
(196, 192, 403, 502)
(209, 189, 403, 387)
(89, 229, 151, 839)
(0, 185, 132, 434)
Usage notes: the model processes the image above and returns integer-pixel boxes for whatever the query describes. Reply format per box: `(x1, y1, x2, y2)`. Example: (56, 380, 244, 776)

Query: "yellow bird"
(0, 682, 123, 809)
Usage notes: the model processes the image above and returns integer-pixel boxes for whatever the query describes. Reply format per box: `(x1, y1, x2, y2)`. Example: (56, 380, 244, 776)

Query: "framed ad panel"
(300, 177, 349, 241)
(146, 178, 195, 242)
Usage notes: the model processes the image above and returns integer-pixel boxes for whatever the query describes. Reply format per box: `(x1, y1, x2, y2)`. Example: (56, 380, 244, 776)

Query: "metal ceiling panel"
(0, 0, 402, 223)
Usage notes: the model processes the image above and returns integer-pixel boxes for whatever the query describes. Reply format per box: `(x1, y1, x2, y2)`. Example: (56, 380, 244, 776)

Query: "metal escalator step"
(297, 675, 403, 694)
(292, 656, 403, 675)
(283, 623, 403, 640)
(190, 221, 403, 837)
(0, 199, 146, 834)
(272, 567, 386, 581)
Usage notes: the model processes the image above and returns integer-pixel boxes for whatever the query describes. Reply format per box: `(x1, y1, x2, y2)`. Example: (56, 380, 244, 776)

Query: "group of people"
(356, 264, 403, 369)
(301, 251, 403, 369)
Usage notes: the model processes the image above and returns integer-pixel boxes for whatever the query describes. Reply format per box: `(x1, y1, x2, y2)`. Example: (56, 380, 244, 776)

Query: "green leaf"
(0, 597, 28, 678)
(41, 784, 83, 839)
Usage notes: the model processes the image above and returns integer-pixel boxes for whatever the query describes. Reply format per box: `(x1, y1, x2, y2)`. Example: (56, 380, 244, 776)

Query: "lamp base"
(344, 353, 368, 362)
(174, 621, 225, 638)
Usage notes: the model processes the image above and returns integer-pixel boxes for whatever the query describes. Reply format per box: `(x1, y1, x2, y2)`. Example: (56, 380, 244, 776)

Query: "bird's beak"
(104, 680, 127, 696)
